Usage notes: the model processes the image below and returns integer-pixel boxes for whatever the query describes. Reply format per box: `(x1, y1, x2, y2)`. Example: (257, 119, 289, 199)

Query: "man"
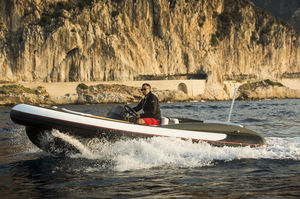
(133, 83, 161, 125)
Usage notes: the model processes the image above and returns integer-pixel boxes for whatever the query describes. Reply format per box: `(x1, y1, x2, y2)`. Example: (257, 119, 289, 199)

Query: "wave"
(53, 134, 300, 172)
(10, 127, 300, 172)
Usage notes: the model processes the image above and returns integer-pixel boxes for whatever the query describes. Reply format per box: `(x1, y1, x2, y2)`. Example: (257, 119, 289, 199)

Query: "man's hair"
(142, 83, 151, 88)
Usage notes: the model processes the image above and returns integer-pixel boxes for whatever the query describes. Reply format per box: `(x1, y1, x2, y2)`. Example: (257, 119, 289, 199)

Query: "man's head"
(141, 83, 151, 95)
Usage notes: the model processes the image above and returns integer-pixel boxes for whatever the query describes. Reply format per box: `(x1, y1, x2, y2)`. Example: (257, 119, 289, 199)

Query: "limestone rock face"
(77, 84, 143, 104)
(238, 86, 300, 100)
(76, 84, 191, 104)
(0, 0, 299, 99)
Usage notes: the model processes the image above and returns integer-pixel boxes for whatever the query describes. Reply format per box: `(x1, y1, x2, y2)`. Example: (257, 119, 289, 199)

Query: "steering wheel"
(124, 105, 138, 118)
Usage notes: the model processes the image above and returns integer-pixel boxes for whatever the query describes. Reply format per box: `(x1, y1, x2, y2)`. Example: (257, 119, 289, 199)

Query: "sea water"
(1, 99, 300, 198)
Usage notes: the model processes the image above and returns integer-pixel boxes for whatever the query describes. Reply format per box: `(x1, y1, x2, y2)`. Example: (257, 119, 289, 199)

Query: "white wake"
(15, 127, 300, 172)
(63, 135, 300, 171)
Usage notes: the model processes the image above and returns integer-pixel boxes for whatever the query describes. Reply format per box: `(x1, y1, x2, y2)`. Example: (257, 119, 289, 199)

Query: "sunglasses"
(141, 88, 148, 91)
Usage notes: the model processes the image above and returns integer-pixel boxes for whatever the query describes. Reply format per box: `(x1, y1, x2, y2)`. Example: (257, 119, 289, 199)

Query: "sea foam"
(14, 127, 300, 172)
(62, 135, 300, 171)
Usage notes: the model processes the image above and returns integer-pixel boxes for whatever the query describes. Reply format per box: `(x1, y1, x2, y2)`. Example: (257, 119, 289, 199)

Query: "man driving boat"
(133, 83, 161, 125)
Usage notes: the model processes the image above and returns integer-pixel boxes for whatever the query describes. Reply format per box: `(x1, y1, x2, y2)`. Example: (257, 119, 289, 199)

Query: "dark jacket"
(133, 92, 161, 120)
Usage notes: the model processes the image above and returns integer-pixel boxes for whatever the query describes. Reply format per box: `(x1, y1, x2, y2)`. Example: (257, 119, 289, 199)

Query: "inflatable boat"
(10, 103, 266, 154)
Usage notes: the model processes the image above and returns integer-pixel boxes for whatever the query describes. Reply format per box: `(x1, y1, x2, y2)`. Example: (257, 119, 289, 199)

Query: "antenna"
(227, 87, 238, 122)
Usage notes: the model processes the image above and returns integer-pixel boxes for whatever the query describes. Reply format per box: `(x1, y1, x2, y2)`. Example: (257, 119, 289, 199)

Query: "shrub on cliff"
(239, 79, 284, 91)
(238, 79, 286, 100)
(0, 84, 48, 95)
(0, 84, 50, 105)
(77, 83, 89, 90)
(264, 79, 284, 87)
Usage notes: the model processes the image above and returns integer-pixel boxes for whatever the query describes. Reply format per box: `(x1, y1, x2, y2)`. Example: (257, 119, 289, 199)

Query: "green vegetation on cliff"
(239, 79, 284, 91)
(77, 83, 89, 90)
(0, 84, 47, 95)
(0, 84, 50, 105)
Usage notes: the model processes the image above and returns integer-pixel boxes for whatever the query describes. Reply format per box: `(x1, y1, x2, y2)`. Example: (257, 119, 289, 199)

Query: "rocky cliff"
(251, 0, 300, 31)
(0, 0, 299, 99)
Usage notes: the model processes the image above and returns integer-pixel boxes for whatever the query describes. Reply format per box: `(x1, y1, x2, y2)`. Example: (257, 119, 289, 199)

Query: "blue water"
(1, 99, 300, 198)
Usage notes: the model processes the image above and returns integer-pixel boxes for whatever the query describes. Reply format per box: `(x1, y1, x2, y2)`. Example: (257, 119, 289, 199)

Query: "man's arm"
(133, 99, 143, 112)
